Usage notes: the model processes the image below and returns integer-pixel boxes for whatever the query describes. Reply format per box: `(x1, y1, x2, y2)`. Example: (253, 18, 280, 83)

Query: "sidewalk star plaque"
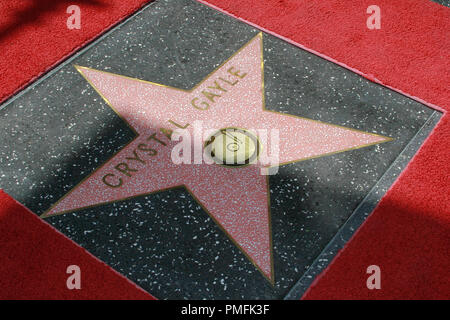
(0, 0, 439, 299)
(42, 34, 391, 282)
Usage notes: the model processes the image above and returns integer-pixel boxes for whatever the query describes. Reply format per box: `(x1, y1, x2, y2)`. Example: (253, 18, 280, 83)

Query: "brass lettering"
(208, 80, 228, 93)
(168, 119, 190, 129)
(228, 66, 247, 79)
(137, 143, 157, 156)
(115, 163, 137, 177)
(201, 90, 221, 103)
(219, 76, 238, 86)
(125, 149, 146, 164)
(102, 173, 123, 188)
(147, 132, 167, 146)
(159, 127, 173, 140)
(191, 97, 209, 110)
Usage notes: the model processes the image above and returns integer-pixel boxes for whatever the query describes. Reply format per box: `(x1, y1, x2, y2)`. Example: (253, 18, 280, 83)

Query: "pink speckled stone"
(45, 34, 389, 281)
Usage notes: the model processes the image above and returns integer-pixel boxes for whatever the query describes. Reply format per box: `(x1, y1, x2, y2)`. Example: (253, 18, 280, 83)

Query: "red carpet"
(0, 0, 449, 299)
(0, 190, 155, 299)
(0, 0, 152, 104)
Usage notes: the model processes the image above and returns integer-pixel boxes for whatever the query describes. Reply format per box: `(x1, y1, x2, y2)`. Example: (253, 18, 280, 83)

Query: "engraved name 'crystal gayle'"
(101, 66, 248, 188)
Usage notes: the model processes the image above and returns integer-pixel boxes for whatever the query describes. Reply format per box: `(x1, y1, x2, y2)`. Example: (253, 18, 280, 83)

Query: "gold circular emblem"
(205, 128, 260, 167)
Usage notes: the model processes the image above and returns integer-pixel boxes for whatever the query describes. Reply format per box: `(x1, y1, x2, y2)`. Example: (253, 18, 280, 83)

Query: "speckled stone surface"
(0, 0, 440, 299)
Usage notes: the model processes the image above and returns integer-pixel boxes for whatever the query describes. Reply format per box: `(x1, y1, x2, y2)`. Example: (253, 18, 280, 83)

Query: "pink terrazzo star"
(42, 33, 391, 282)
